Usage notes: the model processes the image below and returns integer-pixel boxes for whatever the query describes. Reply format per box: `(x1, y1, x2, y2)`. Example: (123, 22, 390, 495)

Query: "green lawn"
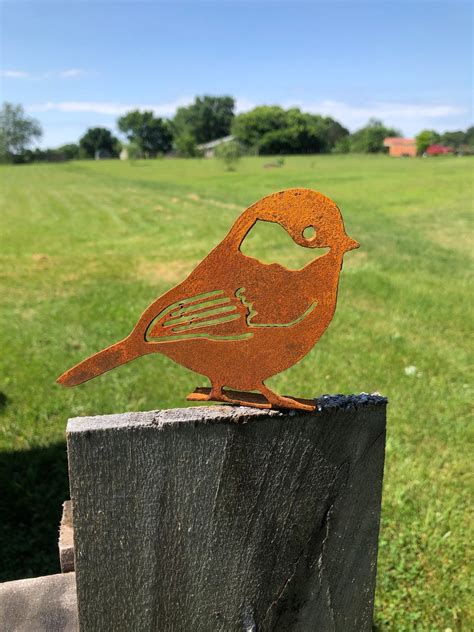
(0, 155, 472, 629)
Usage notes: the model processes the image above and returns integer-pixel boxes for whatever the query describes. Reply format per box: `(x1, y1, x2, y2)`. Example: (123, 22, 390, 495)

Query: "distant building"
(383, 137, 417, 157)
(425, 144, 453, 156)
(198, 135, 234, 158)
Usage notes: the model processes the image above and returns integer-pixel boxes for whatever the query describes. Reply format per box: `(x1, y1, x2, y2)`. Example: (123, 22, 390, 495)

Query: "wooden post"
(67, 394, 386, 631)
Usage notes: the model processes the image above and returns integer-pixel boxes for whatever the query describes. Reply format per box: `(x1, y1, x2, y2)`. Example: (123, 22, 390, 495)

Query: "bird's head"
(244, 188, 359, 255)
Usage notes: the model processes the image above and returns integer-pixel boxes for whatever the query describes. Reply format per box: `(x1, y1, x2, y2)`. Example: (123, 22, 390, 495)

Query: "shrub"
(215, 140, 241, 170)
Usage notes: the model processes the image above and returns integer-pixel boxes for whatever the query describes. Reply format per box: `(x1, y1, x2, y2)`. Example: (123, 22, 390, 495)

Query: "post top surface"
(67, 393, 387, 434)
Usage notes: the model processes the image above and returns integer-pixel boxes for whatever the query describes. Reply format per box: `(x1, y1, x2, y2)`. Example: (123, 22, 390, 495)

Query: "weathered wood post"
(67, 394, 386, 631)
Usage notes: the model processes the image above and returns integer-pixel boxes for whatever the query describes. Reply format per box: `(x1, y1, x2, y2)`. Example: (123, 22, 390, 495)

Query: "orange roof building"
(383, 137, 417, 157)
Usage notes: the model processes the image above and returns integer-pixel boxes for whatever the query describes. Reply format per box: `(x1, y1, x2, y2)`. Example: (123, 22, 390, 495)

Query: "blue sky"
(1, 1, 472, 147)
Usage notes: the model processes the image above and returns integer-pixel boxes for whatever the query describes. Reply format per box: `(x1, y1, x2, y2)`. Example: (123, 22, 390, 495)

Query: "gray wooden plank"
(0, 573, 78, 632)
(59, 500, 75, 573)
(67, 394, 387, 632)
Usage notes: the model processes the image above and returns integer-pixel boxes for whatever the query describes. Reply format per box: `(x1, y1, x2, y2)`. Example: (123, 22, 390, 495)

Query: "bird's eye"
(302, 226, 316, 240)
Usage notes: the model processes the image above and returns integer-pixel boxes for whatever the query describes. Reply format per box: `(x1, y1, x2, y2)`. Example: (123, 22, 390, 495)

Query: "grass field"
(0, 155, 472, 629)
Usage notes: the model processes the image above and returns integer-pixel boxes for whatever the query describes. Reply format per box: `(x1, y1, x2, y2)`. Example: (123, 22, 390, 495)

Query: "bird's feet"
(259, 384, 316, 412)
(187, 384, 316, 412)
(187, 386, 266, 407)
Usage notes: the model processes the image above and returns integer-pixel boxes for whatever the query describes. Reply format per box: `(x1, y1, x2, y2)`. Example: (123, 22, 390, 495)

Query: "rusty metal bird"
(58, 188, 359, 411)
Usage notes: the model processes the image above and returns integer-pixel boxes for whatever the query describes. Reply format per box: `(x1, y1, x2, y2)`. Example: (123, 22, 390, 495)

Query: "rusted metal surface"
(58, 188, 359, 411)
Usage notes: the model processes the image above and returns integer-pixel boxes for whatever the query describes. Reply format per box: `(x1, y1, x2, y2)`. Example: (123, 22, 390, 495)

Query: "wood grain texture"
(59, 500, 75, 573)
(0, 573, 78, 632)
(67, 395, 387, 632)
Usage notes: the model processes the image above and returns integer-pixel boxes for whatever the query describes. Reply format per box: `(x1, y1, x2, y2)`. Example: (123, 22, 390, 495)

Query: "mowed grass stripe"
(0, 155, 471, 629)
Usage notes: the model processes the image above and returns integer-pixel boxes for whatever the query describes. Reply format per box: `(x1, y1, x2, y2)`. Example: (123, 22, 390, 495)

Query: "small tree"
(415, 129, 441, 155)
(0, 102, 42, 162)
(215, 140, 241, 171)
(350, 119, 401, 153)
(126, 141, 142, 161)
(174, 133, 200, 157)
(333, 136, 351, 154)
(79, 127, 119, 159)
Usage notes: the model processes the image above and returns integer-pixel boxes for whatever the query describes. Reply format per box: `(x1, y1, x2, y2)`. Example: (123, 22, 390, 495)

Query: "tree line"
(1, 98, 473, 163)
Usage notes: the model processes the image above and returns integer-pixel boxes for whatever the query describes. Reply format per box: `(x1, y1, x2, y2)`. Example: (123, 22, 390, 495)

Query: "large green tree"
(232, 106, 348, 154)
(415, 129, 441, 155)
(464, 126, 474, 147)
(350, 119, 401, 153)
(173, 96, 235, 145)
(57, 143, 80, 160)
(440, 129, 472, 149)
(232, 106, 288, 151)
(0, 102, 42, 162)
(79, 127, 119, 159)
(117, 110, 173, 157)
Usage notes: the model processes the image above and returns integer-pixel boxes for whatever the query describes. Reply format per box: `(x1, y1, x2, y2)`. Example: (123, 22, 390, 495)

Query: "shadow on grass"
(0, 442, 69, 582)
(0, 391, 8, 411)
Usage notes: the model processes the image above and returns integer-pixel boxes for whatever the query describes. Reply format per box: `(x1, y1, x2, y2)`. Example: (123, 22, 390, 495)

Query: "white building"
(197, 135, 234, 158)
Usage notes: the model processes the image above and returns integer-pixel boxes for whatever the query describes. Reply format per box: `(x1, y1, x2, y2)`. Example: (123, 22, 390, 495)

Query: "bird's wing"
(232, 256, 319, 326)
(235, 286, 318, 328)
(145, 283, 317, 344)
(145, 289, 253, 342)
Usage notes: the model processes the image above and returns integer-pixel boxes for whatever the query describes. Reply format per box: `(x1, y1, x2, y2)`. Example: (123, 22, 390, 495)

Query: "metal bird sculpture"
(58, 188, 359, 411)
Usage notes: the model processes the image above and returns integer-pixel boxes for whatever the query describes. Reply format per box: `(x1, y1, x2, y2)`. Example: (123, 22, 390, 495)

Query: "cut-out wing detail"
(146, 290, 253, 342)
(236, 287, 318, 328)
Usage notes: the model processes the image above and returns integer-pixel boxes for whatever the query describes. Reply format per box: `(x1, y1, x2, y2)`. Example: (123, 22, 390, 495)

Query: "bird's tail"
(57, 338, 142, 387)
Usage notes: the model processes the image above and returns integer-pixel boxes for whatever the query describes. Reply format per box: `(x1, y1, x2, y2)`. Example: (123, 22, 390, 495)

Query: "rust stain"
(58, 188, 359, 411)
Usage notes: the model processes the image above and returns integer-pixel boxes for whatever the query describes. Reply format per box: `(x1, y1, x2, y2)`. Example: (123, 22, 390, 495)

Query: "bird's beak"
(344, 237, 360, 252)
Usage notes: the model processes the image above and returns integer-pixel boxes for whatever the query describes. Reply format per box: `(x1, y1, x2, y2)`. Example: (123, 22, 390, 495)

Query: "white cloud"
(1, 70, 31, 78)
(57, 69, 88, 78)
(235, 96, 258, 113)
(280, 99, 467, 133)
(26, 96, 469, 139)
(287, 99, 465, 123)
(27, 98, 194, 117)
(1, 68, 91, 80)
(234, 97, 468, 135)
(26, 96, 466, 125)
